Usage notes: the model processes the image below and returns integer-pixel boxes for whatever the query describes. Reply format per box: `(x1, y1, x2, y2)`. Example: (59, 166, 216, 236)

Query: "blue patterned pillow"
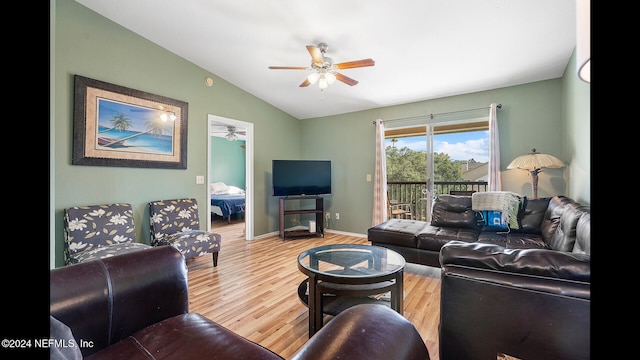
(478, 210, 509, 231)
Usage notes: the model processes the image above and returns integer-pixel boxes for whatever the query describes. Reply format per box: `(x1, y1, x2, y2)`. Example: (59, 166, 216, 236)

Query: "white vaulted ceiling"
(75, 0, 577, 120)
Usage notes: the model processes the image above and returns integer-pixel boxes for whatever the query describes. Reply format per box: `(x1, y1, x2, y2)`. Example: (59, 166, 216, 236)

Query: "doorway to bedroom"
(207, 115, 254, 240)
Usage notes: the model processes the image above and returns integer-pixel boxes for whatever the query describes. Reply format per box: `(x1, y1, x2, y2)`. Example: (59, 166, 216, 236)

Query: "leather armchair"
(50, 246, 431, 360)
(438, 240, 590, 360)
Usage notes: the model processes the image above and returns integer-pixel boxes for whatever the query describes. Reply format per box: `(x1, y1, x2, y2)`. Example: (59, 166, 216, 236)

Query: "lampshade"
(325, 72, 336, 84)
(507, 148, 564, 199)
(225, 132, 238, 141)
(507, 148, 565, 170)
(318, 76, 329, 89)
(576, 0, 590, 83)
(307, 72, 320, 84)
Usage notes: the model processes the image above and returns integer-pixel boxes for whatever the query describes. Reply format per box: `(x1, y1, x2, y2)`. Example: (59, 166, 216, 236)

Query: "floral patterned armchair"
(149, 198, 221, 266)
(63, 203, 152, 265)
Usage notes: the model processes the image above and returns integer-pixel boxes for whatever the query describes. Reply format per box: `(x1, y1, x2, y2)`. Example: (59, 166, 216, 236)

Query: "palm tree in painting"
(97, 112, 135, 146)
(99, 112, 133, 133)
(99, 112, 174, 148)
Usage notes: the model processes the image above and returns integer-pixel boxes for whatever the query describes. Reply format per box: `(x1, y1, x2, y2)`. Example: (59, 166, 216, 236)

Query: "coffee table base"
(297, 280, 391, 316)
(297, 244, 406, 337)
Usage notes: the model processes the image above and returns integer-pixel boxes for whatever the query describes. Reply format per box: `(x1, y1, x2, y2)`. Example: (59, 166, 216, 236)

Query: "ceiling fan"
(211, 125, 246, 141)
(268, 42, 375, 89)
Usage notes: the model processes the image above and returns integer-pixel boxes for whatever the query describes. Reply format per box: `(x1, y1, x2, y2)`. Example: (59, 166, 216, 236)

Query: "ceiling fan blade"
(335, 73, 359, 86)
(306, 45, 324, 65)
(268, 66, 308, 70)
(299, 78, 311, 87)
(335, 58, 375, 70)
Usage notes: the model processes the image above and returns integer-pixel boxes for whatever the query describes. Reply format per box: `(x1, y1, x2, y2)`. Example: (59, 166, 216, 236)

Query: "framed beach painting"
(72, 75, 188, 169)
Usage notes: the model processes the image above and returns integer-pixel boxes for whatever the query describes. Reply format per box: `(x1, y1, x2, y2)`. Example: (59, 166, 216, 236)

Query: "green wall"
(210, 137, 246, 189)
(52, 0, 300, 267)
(562, 52, 591, 205)
(299, 79, 568, 234)
(51, 0, 590, 268)
(299, 50, 589, 233)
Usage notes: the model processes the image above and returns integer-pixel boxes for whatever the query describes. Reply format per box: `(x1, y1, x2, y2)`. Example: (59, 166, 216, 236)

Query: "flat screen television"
(272, 160, 331, 197)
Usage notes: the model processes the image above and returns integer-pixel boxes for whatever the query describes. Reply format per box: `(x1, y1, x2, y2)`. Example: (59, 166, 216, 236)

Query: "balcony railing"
(388, 181, 488, 221)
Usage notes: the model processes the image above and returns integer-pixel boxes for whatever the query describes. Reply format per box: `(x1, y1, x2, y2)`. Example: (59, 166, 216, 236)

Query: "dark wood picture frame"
(72, 75, 188, 169)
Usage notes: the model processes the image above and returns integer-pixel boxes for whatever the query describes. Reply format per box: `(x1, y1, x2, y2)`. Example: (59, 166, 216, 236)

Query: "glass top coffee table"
(297, 244, 406, 337)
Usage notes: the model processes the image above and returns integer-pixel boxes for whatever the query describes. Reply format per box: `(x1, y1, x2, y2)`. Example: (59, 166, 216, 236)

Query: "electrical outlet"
(335, 213, 340, 220)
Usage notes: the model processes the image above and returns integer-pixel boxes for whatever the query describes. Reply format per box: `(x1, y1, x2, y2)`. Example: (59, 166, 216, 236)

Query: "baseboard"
(252, 231, 279, 240)
(324, 229, 367, 238)
(251, 229, 367, 240)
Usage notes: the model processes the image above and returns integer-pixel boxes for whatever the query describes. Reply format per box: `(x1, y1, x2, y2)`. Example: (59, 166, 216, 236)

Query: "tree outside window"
(386, 132, 487, 183)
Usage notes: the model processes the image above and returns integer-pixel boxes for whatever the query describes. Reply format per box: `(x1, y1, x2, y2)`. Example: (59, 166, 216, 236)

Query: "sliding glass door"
(385, 118, 490, 222)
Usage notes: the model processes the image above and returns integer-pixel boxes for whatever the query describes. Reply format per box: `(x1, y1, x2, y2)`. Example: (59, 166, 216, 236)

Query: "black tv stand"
(279, 196, 324, 240)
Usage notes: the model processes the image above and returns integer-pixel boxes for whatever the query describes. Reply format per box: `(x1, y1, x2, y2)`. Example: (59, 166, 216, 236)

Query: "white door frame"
(207, 115, 254, 240)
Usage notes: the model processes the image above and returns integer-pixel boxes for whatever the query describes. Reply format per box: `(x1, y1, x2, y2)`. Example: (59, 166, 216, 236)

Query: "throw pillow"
(478, 210, 510, 231)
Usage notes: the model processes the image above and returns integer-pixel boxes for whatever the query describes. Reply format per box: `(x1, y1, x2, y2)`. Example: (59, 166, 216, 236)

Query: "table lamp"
(507, 148, 565, 199)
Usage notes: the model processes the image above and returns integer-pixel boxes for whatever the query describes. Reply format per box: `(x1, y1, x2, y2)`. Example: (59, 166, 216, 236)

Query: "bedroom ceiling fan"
(212, 125, 246, 141)
(268, 42, 375, 89)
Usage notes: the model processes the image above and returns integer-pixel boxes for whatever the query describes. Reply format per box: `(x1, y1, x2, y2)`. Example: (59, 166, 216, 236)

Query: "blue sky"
(386, 130, 490, 163)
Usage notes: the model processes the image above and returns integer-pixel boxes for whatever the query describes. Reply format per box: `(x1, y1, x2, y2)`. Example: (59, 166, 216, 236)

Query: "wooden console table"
(279, 196, 324, 240)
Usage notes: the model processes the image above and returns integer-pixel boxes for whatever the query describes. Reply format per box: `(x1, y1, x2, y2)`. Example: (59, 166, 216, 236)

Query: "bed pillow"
(227, 185, 245, 194)
(211, 182, 229, 194)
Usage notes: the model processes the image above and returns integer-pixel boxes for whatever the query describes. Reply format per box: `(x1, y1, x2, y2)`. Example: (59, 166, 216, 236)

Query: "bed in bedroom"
(210, 182, 245, 223)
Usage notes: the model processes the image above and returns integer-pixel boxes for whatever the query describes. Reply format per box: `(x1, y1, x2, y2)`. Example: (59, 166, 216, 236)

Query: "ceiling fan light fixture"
(307, 72, 320, 84)
(325, 72, 336, 84)
(318, 77, 329, 89)
(224, 125, 240, 141)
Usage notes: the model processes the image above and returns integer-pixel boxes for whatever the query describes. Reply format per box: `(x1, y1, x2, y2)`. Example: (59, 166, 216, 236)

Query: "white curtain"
(424, 124, 434, 222)
(372, 119, 388, 225)
(488, 103, 502, 191)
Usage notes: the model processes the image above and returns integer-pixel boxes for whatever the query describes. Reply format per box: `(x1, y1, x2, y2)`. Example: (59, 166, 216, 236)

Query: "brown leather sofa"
(368, 194, 590, 359)
(438, 238, 590, 360)
(368, 195, 590, 268)
(50, 245, 430, 360)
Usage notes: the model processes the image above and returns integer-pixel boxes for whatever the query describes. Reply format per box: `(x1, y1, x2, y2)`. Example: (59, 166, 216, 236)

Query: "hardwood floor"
(193, 218, 441, 359)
